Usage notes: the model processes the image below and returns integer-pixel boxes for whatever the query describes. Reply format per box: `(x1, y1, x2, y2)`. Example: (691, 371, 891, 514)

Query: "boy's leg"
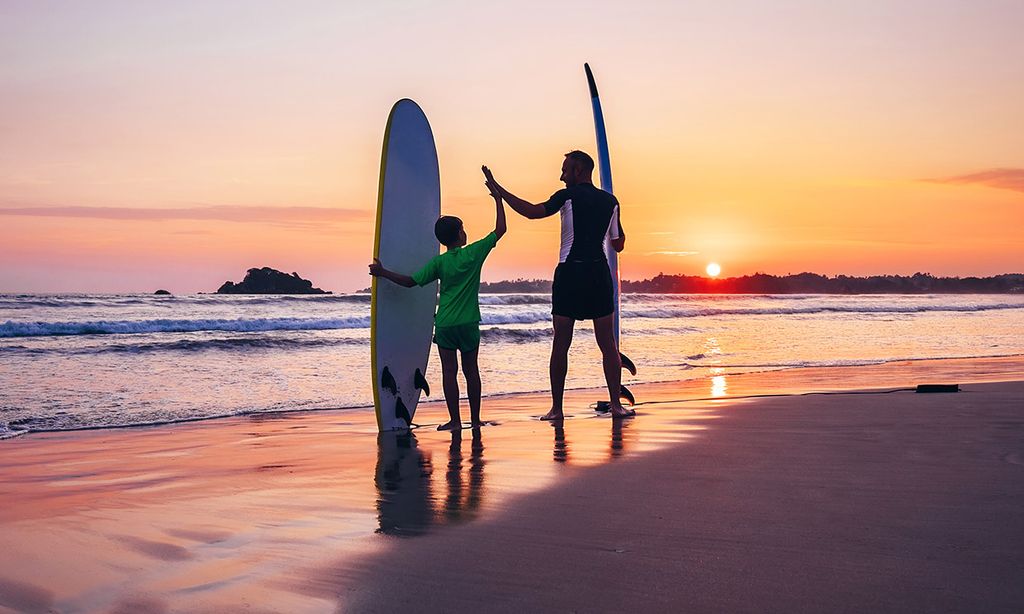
(438, 346, 461, 430)
(542, 315, 575, 420)
(460, 347, 482, 425)
(593, 314, 632, 417)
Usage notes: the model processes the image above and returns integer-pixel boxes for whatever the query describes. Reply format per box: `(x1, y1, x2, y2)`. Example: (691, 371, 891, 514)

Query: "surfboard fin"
(619, 385, 635, 406)
(414, 368, 430, 396)
(620, 352, 637, 376)
(381, 366, 398, 396)
(394, 397, 413, 429)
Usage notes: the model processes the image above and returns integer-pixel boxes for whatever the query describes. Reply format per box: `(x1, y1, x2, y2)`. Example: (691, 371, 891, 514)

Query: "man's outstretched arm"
(482, 166, 547, 219)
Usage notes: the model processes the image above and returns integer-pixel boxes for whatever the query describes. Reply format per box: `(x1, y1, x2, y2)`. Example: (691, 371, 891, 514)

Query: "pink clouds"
(928, 168, 1024, 194)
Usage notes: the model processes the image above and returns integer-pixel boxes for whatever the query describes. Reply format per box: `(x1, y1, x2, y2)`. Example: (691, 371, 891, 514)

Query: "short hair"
(564, 150, 595, 174)
(434, 215, 463, 246)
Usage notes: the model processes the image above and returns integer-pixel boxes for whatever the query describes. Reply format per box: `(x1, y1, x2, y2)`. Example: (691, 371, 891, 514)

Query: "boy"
(369, 168, 506, 430)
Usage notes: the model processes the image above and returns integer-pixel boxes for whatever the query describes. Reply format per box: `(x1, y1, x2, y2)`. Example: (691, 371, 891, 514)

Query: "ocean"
(1, 293, 1022, 437)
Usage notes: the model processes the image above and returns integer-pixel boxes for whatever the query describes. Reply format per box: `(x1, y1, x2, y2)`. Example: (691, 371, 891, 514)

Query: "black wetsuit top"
(541, 183, 621, 262)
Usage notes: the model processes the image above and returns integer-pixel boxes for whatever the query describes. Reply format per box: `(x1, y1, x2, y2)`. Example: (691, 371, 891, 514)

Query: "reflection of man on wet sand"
(484, 153, 631, 419)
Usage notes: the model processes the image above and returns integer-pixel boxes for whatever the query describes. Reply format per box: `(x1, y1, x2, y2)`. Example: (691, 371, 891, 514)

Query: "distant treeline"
(479, 273, 1024, 294)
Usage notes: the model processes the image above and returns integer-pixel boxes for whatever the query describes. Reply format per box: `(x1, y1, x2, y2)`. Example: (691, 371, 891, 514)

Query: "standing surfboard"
(585, 63, 637, 405)
(371, 99, 440, 431)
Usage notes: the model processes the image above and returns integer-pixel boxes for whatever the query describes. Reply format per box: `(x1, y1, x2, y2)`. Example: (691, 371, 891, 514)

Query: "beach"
(1, 356, 1021, 612)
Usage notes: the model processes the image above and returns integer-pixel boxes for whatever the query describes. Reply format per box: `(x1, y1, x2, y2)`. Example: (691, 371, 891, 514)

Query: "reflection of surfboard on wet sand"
(371, 99, 440, 431)
(585, 63, 637, 409)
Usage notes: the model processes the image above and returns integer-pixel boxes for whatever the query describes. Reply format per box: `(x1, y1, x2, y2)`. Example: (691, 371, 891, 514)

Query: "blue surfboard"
(585, 64, 636, 405)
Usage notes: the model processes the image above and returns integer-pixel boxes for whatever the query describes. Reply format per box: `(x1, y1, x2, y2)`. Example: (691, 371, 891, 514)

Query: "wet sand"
(0, 356, 1021, 612)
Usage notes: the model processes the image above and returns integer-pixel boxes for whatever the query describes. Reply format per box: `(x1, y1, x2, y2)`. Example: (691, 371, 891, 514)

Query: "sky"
(1, 0, 1022, 293)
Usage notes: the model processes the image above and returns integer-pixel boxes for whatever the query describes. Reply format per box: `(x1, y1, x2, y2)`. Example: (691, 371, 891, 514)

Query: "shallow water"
(1, 292, 1022, 434)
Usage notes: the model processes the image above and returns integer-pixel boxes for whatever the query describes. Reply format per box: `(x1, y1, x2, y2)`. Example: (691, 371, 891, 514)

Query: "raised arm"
(482, 165, 547, 220)
(368, 258, 416, 288)
(489, 180, 507, 240)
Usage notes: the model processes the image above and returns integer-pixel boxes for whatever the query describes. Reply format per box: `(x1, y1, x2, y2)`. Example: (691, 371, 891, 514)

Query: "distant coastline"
(475, 273, 1024, 294)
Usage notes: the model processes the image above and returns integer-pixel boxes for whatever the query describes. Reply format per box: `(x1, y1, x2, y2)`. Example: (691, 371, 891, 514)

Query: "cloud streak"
(927, 168, 1024, 194)
(0, 205, 370, 225)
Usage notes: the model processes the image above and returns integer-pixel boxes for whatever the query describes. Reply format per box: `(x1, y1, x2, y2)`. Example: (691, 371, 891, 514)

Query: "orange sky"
(1, 2, 1021, 292)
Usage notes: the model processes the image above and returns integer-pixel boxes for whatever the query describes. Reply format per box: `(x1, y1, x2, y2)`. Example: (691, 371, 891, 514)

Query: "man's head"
(560, 150, 595, 187)
(434, 215, 467, 248)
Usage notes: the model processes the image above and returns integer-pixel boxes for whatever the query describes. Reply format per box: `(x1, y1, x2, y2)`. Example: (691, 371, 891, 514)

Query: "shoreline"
(2, 354, 1022, 440)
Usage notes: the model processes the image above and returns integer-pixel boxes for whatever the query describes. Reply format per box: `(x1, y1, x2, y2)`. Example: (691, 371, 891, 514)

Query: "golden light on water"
(706, 263, 722, 277)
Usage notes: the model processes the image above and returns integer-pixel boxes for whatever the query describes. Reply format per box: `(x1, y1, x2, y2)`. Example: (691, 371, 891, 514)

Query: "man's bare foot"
(610, 404, 635, 418)
(471, 420, 487, 428)
(437, 420, 461, 431)
(540, 408, 564, 421)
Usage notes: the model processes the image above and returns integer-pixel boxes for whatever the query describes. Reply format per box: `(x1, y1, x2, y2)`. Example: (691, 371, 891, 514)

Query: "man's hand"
(368, 258, 384, 277)
(481, 165, 496, 184)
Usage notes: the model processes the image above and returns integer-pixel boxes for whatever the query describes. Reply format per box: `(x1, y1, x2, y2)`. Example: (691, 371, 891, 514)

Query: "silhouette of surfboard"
(371, 99, 440, 430)
(585, 63, 636, 406)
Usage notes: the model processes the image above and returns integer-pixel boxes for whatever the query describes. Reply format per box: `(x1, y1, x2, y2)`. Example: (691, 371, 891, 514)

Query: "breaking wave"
(0, 316, 369, 338)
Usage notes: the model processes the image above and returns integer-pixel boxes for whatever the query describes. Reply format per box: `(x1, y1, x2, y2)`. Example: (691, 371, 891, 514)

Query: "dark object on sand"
(916, 384, 960, 393)
(216, 267, 330, 294)
(153, 289, 171, 295)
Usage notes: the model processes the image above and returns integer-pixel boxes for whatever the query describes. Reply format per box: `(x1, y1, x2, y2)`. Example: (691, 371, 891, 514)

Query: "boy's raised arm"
(368, 258, 416, 288)
(488, 176, 507, 240)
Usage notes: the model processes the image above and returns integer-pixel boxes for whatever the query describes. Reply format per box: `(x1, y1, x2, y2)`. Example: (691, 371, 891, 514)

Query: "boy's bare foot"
(437, 420, 460, 431)
(540, 409, 564, 421)
(470, 420, 487, 428)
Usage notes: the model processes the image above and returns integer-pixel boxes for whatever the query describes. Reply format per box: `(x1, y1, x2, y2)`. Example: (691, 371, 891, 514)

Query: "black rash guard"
(541, 183, 621, 262)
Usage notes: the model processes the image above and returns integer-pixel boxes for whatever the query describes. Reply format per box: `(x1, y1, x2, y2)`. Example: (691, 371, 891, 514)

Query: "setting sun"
(706, 262, 722, 277)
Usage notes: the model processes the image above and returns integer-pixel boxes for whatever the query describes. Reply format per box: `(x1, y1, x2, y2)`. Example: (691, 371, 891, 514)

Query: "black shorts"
(551, 260, 614, 320)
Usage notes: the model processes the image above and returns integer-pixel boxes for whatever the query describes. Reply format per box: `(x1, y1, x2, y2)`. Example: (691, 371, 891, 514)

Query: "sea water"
(1, 293, 1022, 436)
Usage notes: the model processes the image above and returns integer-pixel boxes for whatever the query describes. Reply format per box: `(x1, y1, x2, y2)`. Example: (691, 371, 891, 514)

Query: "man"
(483, 151, 631, 419)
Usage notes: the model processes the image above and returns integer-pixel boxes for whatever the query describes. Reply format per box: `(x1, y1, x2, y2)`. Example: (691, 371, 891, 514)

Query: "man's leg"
(593, 313, 632, 417)
(542, 315, 575, 420)
(438, 347, 461, 430)
(461, 347, 482, 426)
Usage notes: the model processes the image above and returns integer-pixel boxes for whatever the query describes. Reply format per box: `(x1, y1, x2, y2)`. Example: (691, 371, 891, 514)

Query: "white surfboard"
(371, 99, 440, 431)
(585, 63, 637, 404)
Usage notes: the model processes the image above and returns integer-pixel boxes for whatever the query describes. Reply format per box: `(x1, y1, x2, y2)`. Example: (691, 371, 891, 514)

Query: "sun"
(706, 262, 722, 277)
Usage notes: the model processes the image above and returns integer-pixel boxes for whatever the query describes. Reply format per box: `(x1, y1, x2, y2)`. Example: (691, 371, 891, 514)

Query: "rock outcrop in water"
(153, 289, 171, 295)
(217, 267, 330, 294)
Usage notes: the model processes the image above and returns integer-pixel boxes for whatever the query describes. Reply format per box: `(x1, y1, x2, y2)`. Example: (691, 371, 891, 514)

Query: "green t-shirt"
(412, 232, 498, 327)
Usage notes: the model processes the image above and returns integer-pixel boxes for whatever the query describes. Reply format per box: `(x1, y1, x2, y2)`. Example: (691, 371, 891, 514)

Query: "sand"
(0, 356, 1021, 613)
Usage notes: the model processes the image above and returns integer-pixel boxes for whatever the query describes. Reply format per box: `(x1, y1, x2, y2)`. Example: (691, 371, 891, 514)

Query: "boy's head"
(434, 215, 467, 248)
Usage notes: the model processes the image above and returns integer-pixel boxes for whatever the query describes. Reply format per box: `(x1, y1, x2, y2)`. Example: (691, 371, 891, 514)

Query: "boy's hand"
(368, 258, 384, 276)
